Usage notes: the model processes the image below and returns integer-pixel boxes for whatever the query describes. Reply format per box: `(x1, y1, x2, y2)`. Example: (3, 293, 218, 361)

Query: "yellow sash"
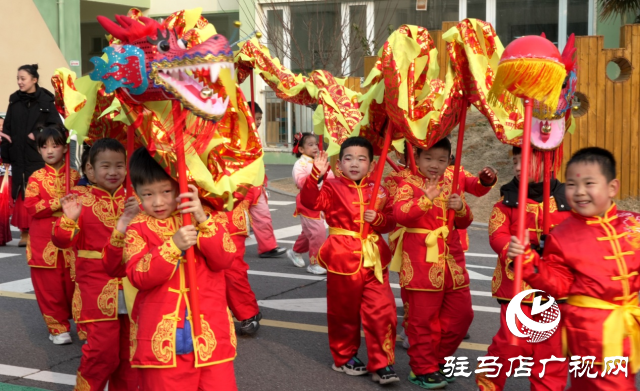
(389, 225, 449, 272)
(77, 250, 102, 259)
(567, 295, 640, 373)
(328, 227, 383, 283)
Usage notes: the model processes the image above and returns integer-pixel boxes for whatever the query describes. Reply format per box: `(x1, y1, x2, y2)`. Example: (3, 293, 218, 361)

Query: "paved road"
(0, 165, 625, 390)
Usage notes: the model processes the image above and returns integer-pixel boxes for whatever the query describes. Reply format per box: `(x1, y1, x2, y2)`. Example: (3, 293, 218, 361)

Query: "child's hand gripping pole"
(446, 101, 470, 242)
(362, 124, 393, 239)
(510, 98, 534, 345)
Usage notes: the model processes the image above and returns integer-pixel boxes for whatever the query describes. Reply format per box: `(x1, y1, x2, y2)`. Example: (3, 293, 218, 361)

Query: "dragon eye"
(178, 39, 188, 50)
(157, 40, 171, 53)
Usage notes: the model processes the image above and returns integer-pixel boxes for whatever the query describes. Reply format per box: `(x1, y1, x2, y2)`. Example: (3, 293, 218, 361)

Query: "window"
(467, 0, 486, 20)
(496, 0, 559, 45)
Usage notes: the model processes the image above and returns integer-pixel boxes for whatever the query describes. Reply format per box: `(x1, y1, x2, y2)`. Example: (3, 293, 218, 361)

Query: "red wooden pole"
(446, 102, 469, 239)
(542, 151, 551, 235)
(174, 128, 203, 336)
(65, 149, 71, 195)
(405, 142, 417, 174)
(362, 126, 393, 239)
(386, 155, 401, 172)
(511, 98, 534, 345)
(125, 126, 134, 196)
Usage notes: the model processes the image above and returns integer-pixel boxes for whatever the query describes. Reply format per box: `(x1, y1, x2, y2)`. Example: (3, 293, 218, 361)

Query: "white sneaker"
(49, 332, 72, 345)
(286, 249, 306, 268)
(307, 264, 327, 275)
(402, 336, 410, 349)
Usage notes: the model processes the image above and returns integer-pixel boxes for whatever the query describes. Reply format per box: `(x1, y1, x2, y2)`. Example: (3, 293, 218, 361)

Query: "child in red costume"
(25, 124, 79, 344)
(54, 139, 138, 390)
(509, 147, 640, 390)
(289, 132, 335, 274)
(476, 146, 571, 391)
(119, 147, 237, 391)
(391, 138, 474, 389)
(301, 137, 399, 384)
(225, 197, 262, 335)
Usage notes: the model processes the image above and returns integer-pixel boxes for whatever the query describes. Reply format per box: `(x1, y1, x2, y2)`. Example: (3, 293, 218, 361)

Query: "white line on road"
(466, 264, 495, 270)
(267, 201, 296, 206)
(0, 278, 33, 293)
(0, 364, 75, 386)
(10, 226, 19, 232)
(466, 253, 497, 258)
(246, 225, 302, 246)
(0, 253, 21, 259)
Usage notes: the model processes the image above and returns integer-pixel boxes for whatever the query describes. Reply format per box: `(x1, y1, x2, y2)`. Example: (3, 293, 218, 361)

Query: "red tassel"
(530, 147, 563, 182)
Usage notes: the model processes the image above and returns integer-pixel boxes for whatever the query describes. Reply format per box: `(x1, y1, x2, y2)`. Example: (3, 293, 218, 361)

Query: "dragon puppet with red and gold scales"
(53, 8, 263, 211)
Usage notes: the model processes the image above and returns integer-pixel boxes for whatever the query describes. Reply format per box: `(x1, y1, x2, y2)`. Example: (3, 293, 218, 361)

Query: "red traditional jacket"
(300, 165, 395, 276)
(24, 164, 79, 270)
(391, 170, 473, 291)
(522, 204, 640, 366)
(489, 196, 571, 303)
(123, 209, 236, 368)
(384, 165, 493, 252)
(52, 185, 125, 323)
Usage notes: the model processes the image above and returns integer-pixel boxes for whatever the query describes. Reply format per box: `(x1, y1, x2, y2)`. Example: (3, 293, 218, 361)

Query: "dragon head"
(530, 33, 578, 151)
(91, 12, 233, 122)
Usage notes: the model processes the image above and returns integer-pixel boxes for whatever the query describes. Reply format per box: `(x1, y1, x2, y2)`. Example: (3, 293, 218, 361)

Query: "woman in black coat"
(0, 64, 62, 246)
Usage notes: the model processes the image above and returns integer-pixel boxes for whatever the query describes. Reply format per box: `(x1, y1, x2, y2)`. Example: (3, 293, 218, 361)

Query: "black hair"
(247, 101, 262, 114)
(18, 64, 39, 84)
(292, 132, 317, 158)
(566, 147, 617, 182)
(36, 123, 67, 149)
(416, 137, 451, 158)
(88, 138, 126, 167)
(339, 137, 374, 161)
(129, 146, 174, 190)
(512, 146, 522, 156)
(80, 144, 91, 173)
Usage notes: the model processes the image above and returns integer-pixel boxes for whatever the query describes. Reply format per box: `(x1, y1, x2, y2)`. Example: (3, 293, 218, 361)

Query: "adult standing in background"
(0, 64, 62, 246)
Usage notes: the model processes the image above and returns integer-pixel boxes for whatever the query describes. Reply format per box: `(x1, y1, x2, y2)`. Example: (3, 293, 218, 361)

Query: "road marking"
(258, 298, 499, 314)
(10, 226, 19, 232)
(276, 240, 296, 244)
(266, 200, 296, 206)
(0, 291, 36, 300)
(248, 270, 325, 281)
(0, 278, 33, 293)
(0, 364, 75, 386)
(466, 270, 492, 281)
(466, 253, 497, 258)
(269, 209, 277, 212)
(466, 264, 495, 270)
(246, 225, 301, 246)
(259, 319, 489, 352)
(0, 253, 21, 259)
(5, 239, 20, 247)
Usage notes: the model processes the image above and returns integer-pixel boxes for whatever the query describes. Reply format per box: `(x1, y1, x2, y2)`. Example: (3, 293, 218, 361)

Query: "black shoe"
(239, 312, 262, 335)
(372, 365, 400, 384)
(464, 332, 470, 340)
(438, 364, 456, 383)
(259, 247, 287, 258)
(332, 355, 368, 376)
(408, 371, 448, 389)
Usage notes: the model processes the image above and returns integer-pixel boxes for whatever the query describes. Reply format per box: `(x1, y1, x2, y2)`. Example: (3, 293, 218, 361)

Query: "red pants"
(139, 354, 236, 391)
(476, 303, 567, 391)
(293, 216, 325, 265)
(75, 315, 138, 391)
(225, 237, 259, 321)
(31, 261, 73, 335)
(11, 194, 30, 230)
(248, 190, 277, 254)
(403, 282, 473, 375)
(326, 267, 397, 372)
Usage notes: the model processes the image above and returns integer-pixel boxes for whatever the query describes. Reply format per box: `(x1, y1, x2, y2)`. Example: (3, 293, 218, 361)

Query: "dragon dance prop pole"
(386, 156, 401, 172)
(174, 125, 203, 337)
(446, 101, 469, 241)
(125, 126, 134, 196)
(542, 151, 551, 235)
(510, 98, 534, 345)
(362, 120, 392, 239)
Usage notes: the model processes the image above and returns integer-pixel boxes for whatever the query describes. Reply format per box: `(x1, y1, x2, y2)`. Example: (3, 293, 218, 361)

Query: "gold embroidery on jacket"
(43, 241, 59, 266)
(75, 372, 90, 391)
(196, 318, 217, 361)
(124, 230, 146, 263)
(135, 254, 152, 272)
(130, 320, 138, 361)
(97, 279, 118, 317)
(223, 232, 236, 253)
(228, 309, 237, 348)
(25, 181, 40, 198)
(492, 258, 502, 295)
(401, 200, 414, 214)
(151, 318, 175, 363)
(428, 254, 445, 289)
(489, 207, 506, 236)
(399, 251, 414, 287)
(35, 199, 47, 213)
